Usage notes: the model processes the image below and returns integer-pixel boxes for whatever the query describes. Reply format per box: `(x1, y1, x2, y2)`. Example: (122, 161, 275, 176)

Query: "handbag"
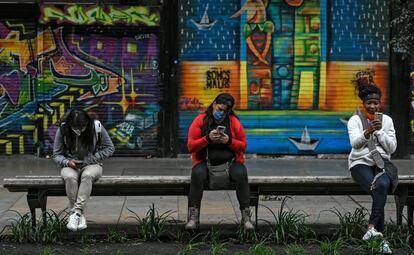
(357, 110, 399, 193)
(206, 148, 231, 190)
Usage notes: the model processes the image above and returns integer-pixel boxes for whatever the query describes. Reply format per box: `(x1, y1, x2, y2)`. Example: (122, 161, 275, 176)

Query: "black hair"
(352, 78, 382, 102)
(202, 93, 238, 135)
(357, 84, 382, 102)
(59, 109, 95, 153)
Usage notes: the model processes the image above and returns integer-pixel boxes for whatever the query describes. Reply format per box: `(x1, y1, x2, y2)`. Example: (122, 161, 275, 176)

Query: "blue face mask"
(213, 111, 225, 121)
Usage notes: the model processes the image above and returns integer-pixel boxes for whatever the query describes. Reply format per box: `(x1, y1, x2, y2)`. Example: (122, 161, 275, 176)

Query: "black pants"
(188, 161, 250, 210)
(351, 164, 391, 232)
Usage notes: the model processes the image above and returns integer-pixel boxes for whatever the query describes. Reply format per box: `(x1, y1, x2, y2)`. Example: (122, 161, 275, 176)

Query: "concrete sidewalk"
(0, 155, 412, 232)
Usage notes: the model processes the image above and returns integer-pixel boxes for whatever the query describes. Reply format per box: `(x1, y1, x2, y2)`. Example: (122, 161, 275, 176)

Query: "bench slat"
(5, 175, 414, 190)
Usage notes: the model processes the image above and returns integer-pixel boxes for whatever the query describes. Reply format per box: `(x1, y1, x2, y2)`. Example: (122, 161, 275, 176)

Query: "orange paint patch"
(325, 62, 388, 112)
(180, 61, 241, 110)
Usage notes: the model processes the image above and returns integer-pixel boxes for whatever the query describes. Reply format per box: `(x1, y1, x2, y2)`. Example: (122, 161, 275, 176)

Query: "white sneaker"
(66, 212, 81, 231)
(77, 214, 87, 231)
(362, 227, 383, 240)
(381, 240, 392, 254)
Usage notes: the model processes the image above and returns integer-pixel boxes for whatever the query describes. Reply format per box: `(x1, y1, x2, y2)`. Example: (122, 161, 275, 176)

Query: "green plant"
(107, 227, 128, 243)
(235, 224, 259, 243)
(127, 203, 174, 241)
(177, 234, 204, 255)
(261, 197, 313, 244)
(362, 236, 384, 255)
(248, 241, 276, 255)
(285, 244, 308, 255)
(328, 207, 367, 243)
(79, 231, 94, 244)
(203, 227, 222, 244)
(210, 242, 227, 255)
(39, 246, 55, 255)
(79, 247, 90, 255)
(384, 223, 413, 250)
(115, 251, 125, 255)
(5, 209, 68, 243)
(317, 238, 345, 255)
(175, 229, 192, 244)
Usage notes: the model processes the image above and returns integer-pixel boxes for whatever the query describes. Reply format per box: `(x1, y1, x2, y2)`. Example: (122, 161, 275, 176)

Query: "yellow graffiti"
(0, 29, 55, 74)
(41, 5, 160, 26)
(103, 68, 152, 114)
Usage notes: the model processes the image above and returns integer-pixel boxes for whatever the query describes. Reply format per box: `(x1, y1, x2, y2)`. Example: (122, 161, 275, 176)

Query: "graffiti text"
(206, 68, 230, 89)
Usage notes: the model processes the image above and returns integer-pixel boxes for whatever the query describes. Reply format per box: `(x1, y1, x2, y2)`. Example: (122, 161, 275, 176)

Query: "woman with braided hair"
(347, 78, 396, 254)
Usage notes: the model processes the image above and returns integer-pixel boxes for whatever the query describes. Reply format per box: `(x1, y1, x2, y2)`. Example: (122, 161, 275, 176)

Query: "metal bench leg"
(255, 204, 258, 229)
(408, 206, 413, 226)
(40, 195, 47, 227)
(394, 187, 408, 225)
(27, 190, 39, 228)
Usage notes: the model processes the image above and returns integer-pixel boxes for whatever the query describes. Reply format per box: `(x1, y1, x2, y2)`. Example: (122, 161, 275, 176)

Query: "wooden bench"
(4, 175, 414, 227)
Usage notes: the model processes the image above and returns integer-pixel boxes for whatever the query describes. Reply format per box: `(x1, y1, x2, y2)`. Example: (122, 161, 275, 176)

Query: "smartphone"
(374, 112, 383, 123)
(74, 160, 84, 169)
(216, 125, 226, 134)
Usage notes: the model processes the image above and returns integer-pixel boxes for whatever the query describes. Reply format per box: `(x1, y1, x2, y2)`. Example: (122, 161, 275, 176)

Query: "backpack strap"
(94, 120, 102, 148)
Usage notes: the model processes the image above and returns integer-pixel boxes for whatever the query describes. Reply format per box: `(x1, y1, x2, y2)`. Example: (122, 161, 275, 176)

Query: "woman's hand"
(364, 120, 382, 139)
(67, 160, 78, 170)
(208, 129, 221, 142)
(219, 133, 229, 144)
(371, 119, 382, 131)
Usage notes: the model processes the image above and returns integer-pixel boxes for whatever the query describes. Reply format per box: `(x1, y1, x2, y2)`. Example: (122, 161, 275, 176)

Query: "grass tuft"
(328, 207, 367, 243)
(126, 203, 174, 241)
(4, 209, 68, 243)
(261, 196, 313, 244)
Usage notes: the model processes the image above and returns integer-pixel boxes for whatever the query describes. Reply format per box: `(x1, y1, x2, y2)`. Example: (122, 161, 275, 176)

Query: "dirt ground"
(0, 242, 411, 255)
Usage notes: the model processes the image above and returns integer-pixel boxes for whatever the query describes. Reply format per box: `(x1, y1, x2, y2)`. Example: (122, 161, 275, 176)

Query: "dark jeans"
(351, 164, 391, 232)
(188, 161, 250, 210)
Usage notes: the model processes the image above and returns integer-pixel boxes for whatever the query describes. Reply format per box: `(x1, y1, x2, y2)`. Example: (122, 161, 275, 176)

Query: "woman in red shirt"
(185, 93, 253, 230)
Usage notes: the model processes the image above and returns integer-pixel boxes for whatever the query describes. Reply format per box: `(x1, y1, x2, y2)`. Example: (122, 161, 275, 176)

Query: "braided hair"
(351, 70, 381, 102)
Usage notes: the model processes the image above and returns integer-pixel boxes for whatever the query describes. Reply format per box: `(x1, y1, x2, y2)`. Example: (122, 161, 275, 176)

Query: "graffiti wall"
(178, 0, 390, 154)
(0, 4, 161, 155)
(410, 67, 414, 152)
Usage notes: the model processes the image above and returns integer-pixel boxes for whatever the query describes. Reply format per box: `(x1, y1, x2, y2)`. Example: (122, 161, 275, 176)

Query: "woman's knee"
(375, 176, 391, 193)
(191, 163, 208, 181)
(61, 167, 78, 181)
(230, 163, 248, 181)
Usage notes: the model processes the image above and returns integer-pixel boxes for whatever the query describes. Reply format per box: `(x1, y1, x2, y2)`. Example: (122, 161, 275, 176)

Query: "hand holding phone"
(374, 112, 383, 123)
(74, 160, 85, 169)
(371, 112, 383, 131)
(216, 125, 226, 134)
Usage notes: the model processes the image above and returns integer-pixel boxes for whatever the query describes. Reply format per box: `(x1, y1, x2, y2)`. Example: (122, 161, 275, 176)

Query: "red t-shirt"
(187, 114, 246, 165)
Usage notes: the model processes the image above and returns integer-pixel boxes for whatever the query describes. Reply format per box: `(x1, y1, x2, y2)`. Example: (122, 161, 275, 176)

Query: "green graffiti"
(52, 69, 109, 96)
(40, 5, 160, 26)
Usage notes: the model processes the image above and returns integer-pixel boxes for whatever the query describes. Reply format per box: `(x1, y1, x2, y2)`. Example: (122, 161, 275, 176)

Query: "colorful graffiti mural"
(40, 5, 160, 26)
(178, 0, 390, 154)
(410, 70, 414, 149)
(0, 4, 161, 155)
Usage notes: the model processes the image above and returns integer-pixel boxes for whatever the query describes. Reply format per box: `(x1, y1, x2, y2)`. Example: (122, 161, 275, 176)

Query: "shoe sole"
(67, 225, 78, 232)
(77, 225, 87, 231)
